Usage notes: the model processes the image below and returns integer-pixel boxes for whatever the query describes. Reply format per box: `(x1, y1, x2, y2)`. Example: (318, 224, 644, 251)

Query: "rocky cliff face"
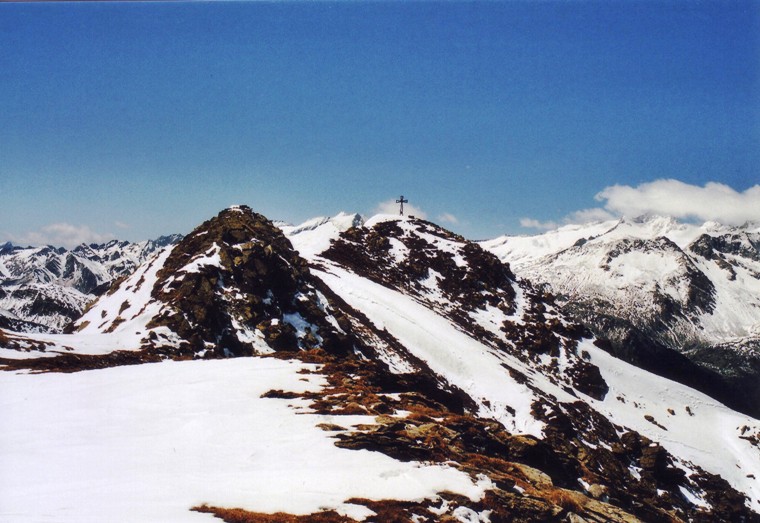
(2, 209, 759, 522)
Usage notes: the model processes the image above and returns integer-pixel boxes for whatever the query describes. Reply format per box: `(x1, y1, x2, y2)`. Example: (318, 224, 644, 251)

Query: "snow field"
(282, 212, 363, 259)
(0, 358, 490, 522)
(180, 242, 223, 274)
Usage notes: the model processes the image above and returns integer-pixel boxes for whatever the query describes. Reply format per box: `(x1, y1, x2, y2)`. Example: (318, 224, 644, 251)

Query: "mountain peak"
(5, 205, 760, 520)
(70, 205, 372, 360)
(364, 213, 416, 228)
(0, 241, 16, 255)
(225, 204, 251, 213)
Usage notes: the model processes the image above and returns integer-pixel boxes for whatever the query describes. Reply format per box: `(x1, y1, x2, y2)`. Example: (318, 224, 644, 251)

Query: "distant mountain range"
(1, 208, 759, 521)
(481, 215, 760, 418)
(0, 235, 182, 332)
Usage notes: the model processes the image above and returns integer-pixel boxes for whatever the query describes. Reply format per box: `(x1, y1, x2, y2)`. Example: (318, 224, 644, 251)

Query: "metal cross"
(396, 195, 408, 215)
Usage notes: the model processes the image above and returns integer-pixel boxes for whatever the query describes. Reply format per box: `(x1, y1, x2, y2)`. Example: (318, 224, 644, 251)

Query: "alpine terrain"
(482, 215, 760, 418)
(0, 235, 181, 332)
(1, 207, 758, 522)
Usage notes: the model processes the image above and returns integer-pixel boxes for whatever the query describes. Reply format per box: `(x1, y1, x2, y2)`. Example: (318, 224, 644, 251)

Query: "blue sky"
(1, 1, 758, 246)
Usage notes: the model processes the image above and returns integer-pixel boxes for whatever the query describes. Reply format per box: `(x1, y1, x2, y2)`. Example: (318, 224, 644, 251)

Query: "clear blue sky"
(1, 1, 758, 245)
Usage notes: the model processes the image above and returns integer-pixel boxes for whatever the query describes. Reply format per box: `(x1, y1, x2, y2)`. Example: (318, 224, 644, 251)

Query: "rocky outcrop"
(324, 217, 609, 404)
(140, 207, 364, 359)
(323, 219, 517, 325)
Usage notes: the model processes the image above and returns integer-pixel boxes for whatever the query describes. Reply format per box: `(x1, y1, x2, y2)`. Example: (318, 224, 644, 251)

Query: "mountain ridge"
(1, 207, 759, 521)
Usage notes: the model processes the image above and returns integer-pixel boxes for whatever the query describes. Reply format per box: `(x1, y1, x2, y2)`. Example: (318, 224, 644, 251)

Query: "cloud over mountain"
(521, 179, 760, 230)
(13, 223, 115, 249)
(597, 179, 760, 225)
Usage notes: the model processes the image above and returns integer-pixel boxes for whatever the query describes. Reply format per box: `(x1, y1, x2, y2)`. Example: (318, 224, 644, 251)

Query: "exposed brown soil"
(192, 505, 351, 523)
(247, 349, 753, 522)
(0, 349, 164, 373)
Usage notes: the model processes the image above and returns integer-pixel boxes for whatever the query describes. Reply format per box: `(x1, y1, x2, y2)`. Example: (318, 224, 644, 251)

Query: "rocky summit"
(1, 207, 759, 522)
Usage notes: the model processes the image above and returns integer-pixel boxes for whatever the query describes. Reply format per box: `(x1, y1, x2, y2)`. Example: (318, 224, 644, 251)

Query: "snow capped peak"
(479, 219, 619, 267)
(483, 215, 742, 269)
(334, 211, 364, 229)
(600, 214, 705, 247)
(628, 213, 683, 232)
(702, 220, 726, 231)
(282, 212, 363, 236)
(281, 212, 364, 258)
(69, 206, 376, 360)
(483, 212, 760, 420)
(0, 234, 183, 332)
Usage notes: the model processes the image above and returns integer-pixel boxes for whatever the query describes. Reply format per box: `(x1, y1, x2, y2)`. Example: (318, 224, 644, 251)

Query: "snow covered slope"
(312, 214, 760, 520)
(1, 208, 759, 522)
(482, 215, 760, 418)
(280, 212, 364, 259)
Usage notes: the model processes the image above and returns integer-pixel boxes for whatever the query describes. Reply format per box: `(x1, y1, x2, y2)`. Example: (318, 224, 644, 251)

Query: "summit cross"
(396, 195, 408, 215)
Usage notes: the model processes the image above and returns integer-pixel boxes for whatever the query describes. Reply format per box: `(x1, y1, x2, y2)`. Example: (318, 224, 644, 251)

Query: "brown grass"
(546, 488, 585, 513)
(104, 316, 125, 333)
(191, 505, 353, 523)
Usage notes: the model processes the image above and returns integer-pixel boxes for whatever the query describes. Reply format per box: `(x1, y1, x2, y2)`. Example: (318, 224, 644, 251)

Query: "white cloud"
(438, 212, 459, 225)
(375, 199, 427, 219)
(595, 179, 760, 225)
(565, 207, 616, 224)
(13, 223, 115, 249)
(114, 221, 131, 230)
(519, 218, 558, 231)
(520, 179, 760, 232)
